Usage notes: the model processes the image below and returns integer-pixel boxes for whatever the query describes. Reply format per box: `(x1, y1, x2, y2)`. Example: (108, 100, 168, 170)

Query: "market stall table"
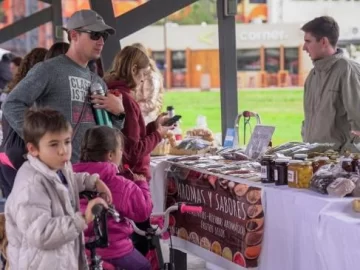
(150, 159, 358, 270)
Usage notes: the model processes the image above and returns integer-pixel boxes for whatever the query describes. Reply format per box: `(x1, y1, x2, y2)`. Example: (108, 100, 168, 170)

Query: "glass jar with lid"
(288, 160, 313, 189)
(341, 157, 353, 173)
(352, 154, 360, 174)
(293, 154, 308, 161)
(274, 159, 290, 186)
(260, 155, 274, 183)
(312, 156, 330, 173)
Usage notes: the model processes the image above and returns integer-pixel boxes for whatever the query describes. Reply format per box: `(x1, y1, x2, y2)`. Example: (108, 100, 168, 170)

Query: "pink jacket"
(73, 162, 153, 260)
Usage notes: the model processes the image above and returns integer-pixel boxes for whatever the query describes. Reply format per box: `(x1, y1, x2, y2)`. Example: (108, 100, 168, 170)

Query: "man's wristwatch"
(117, 112, 126, 120)
(112, 112, 125, 120)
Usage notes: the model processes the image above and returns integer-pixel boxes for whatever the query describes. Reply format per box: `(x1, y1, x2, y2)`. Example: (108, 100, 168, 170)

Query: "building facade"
(121, 23, 311, 88)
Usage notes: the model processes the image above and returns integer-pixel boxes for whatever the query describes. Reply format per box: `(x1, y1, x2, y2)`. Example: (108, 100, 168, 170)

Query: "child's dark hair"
(23, 108, 72, 147)
(80, 126, 123, 162)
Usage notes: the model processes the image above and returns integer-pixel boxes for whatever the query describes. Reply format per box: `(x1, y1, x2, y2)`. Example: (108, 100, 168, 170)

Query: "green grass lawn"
(163, 88, 304, 146)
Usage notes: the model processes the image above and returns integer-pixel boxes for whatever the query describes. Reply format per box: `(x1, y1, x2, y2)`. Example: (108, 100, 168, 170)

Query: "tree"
(155, 0, 217, 25)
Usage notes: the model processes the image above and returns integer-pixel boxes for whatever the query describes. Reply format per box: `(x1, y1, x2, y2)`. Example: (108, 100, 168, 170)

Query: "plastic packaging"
(327, 178, 355, 197)
(310, 170, 335, 194)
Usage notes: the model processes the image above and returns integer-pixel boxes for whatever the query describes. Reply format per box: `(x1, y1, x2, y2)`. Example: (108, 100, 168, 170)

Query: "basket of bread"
(168, 127, 216, 155)
(151, 132, 177, 156)
(186, 127, 215, 144)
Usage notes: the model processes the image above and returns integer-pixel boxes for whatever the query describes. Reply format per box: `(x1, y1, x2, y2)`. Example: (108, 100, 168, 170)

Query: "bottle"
(167, 106, 175, 118)
(90, 82, 113, 127)
(167, 106, 182, 141)
(196, 115, 208, 129)
(172, 125, 183, 141)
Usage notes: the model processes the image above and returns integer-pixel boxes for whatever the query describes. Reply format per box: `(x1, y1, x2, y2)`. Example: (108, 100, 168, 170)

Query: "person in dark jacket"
(0, 48, 48, 198)
(0, 54, 13, 91)
(9, 56, 22, 78)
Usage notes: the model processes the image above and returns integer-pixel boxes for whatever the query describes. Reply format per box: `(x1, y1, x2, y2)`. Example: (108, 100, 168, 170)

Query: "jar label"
(261, 166, 267, 179)
(288, 170, 296, 183)
(274, 169, 278, 181)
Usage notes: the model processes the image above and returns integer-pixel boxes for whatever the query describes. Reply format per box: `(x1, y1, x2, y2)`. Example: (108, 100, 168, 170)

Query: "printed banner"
(166, 165, 264, 268)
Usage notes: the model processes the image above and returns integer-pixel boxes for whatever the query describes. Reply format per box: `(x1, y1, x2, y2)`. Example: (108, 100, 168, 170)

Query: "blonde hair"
(104, 46, 150, 89)
(131, 43, 161, 75)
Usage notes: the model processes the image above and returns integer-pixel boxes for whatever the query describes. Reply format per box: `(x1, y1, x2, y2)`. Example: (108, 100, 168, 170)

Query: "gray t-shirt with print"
(3, 55, 118, 162)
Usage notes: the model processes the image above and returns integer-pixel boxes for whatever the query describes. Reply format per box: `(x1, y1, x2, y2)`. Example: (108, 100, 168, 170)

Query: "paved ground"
(0, 242, 208, 270)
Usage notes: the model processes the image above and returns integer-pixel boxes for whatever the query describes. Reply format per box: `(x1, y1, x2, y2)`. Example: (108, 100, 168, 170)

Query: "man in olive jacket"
(301, 16, 360, 152)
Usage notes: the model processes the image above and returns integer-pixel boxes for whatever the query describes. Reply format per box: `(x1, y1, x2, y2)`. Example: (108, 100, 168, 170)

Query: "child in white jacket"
(5, 108, 112, 270)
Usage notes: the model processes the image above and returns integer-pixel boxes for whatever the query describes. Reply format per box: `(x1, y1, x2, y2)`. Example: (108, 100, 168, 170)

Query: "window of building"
(171, 50, 186, 70)
(236, 49, 261, 71)
(284, 48, 299, 74)
(152, 51, 166, 71)
(171, 51, 186, 87)
(265, 48, 280, 73)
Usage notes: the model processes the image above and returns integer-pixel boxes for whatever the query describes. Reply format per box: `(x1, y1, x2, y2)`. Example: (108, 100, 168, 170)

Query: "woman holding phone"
(103, 45, 174, 256)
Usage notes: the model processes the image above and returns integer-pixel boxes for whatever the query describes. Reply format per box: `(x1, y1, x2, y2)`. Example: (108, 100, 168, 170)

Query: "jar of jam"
(274, 159, 289, 185)
(352, 154, 360, 174)
(260, 155, 274, 183)
(312, 156, 330, 173)
(293, 154, 308, 161)
(288, 160, 313, 189)
(341, 158, 353, 173)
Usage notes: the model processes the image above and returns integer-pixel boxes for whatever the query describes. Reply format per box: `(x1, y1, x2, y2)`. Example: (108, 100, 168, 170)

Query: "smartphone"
(164, 115, 182, 126)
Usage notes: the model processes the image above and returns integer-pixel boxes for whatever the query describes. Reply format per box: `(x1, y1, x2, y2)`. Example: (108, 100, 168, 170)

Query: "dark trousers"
(0, 164, 17, 198)
(132, 219, 152, 256)
(105, 249, 151, 270)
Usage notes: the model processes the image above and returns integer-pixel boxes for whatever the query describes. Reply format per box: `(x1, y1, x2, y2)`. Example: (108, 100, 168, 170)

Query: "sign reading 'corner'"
(238, 30, 288, 41)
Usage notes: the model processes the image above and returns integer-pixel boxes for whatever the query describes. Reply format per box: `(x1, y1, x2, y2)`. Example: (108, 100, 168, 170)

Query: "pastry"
(352, 199, 360, 212)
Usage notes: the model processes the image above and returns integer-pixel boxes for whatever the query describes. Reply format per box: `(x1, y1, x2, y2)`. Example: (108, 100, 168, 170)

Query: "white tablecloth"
(259, 186, 354, 270)
(150, 157, 172, 212)
(150, 160, 360, 270)
(316, 200, 360, 270)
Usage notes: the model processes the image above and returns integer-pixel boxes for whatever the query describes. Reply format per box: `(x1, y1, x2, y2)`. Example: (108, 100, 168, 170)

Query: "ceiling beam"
(0, 7, 52, 44)
(38, 0, 52, 4)
(90, 0, 120, 70)
(115, 0, 198, 39)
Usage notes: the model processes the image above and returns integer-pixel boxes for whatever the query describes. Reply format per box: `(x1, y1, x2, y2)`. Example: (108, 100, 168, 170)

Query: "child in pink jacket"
(73, 126, 152, 270)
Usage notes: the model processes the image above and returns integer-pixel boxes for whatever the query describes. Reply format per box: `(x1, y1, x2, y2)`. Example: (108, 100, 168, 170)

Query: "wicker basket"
(169, 146, 211, 156)
(151, 139, 171, 156)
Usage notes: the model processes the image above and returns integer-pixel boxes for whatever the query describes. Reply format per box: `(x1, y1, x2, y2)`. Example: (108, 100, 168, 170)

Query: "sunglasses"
(76, 29, 109, 41)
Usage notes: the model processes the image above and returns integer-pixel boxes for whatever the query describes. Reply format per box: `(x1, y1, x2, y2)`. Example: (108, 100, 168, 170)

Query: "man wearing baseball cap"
(3, 10, 125, 165)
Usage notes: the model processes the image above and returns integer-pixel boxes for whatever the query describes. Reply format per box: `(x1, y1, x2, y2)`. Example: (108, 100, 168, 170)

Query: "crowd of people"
(0, 9, 167, 270)
(0, 7, 358, 270)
